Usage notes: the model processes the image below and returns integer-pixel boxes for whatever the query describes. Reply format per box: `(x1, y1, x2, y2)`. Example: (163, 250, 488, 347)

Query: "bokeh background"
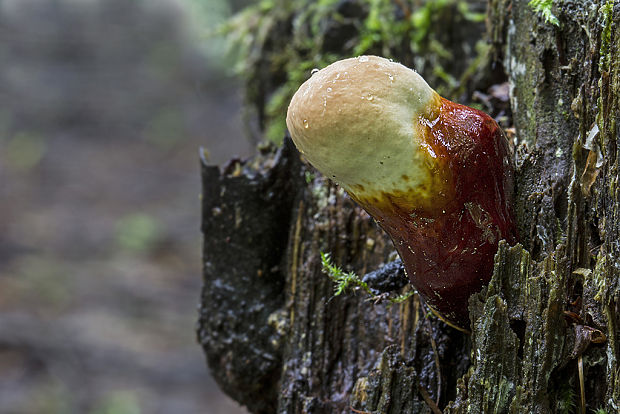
(0, 0, 253, 412)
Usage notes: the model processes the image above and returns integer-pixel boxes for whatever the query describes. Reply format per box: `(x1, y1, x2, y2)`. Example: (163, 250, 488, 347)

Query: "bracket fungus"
(286, 56, 517, 331)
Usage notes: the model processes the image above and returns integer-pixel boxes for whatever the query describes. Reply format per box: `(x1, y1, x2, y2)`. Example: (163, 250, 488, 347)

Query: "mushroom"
(286, 56, 517, 331)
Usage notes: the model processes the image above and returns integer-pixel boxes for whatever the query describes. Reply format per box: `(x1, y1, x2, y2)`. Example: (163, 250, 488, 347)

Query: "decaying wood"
(199, 140, 469, 413)
(199, 1, 620, 412)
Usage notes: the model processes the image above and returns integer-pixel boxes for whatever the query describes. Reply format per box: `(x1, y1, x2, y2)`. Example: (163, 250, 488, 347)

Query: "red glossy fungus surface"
(358, 98, 517, 330)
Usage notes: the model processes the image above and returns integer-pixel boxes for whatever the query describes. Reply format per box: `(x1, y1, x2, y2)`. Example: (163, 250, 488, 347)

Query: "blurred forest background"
(0, 0, 252, 413)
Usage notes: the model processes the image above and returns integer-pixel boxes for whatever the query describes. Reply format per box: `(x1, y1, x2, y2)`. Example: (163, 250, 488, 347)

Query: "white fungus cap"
(286, 56, 449, 213)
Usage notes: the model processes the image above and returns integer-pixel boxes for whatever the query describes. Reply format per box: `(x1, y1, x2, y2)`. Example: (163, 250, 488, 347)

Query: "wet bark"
(198, 139, 469, 413)
(198, 1, 620, 412)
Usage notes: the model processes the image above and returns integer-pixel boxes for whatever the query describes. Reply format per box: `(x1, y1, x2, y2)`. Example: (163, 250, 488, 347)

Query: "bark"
(198, 1, 620, 412)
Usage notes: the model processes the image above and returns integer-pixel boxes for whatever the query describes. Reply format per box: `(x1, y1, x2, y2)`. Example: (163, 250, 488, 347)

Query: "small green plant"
(556, 383, 576, 414)
(304, 171, 316, 184)
(593, 409, 608, 414)
(321, 252, 373, 296)
(320, 252, 415, 304)
(392, 290, 416, 304)
(528, 0, 559, 26)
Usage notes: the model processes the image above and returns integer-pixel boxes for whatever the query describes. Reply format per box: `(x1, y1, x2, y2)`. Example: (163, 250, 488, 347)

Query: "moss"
(592, 251, 608, 302)
(321, 251, 374, 296)
(528, 0, 559, 26)
(222, 0, 489, 143)
(599, 0, 614, 73)
(221, 0, 354, 142)
(321, 251, 415, 304)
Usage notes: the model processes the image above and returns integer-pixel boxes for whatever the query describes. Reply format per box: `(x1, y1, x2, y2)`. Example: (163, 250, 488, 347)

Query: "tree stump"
(198, 1, 620, 412)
